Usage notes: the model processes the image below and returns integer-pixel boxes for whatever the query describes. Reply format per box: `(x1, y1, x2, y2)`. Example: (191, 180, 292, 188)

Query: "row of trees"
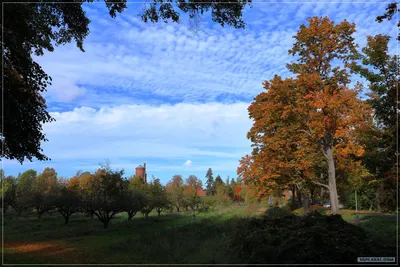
(1, 166, 230, 228)
(238, 16, 398, 214)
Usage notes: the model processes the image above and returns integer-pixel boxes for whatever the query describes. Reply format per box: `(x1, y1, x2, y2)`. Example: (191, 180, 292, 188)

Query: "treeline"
(0, 166, 249, 228)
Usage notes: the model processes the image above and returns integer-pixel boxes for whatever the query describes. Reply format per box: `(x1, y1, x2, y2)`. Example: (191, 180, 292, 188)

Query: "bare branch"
(311, 180, 329, 189)
(297, 129, 313, 137)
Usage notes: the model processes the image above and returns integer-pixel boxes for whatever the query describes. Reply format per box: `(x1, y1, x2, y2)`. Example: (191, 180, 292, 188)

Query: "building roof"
(197, 189, 207, 197)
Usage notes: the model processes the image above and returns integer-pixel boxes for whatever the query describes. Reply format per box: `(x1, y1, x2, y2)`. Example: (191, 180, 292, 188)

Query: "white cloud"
(183, 160, 193, 167)
(37, 102, 252, 161)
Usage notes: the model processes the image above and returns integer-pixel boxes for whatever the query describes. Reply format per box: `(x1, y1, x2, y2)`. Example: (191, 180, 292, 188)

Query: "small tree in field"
(152, 179, 170, 216)
(54, 179, 81, 224)
(184, 175, 203, 218)
(33, 168, 58, 219)
(1, 174, 16, 214)
(166, 175, 185, 212)
(121, 185, 147, 221)
(89, 167, 125, 228)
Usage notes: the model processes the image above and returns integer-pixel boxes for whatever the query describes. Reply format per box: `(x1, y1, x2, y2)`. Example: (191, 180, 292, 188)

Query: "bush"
(227, 210, 394, 264)
(263, 206, 291, 219)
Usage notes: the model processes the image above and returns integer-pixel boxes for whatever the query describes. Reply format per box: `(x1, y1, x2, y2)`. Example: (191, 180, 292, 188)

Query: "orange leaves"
(242, 17, 373, 200)
(67, 177, 80, 190)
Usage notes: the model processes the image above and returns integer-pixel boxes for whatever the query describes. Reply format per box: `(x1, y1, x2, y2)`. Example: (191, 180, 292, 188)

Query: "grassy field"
(2, 204, 398, 264)
(2, 204, 260, 264)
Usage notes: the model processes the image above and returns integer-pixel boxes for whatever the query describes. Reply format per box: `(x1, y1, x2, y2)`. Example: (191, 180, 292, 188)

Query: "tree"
(1, 174, 17, 214)
(350, 34, 399, 212)
(376, 2, 399, 40)
(205, 168, 215, 196)
(215, 175, 223, 186)
(33, 168, 58, 219)
(152, 179, 170, 216)
(54, 179, 81, 224)
(242, 17, 372, 214)
(121, 183, 147, 221)
(10, 170, 37, 216)
(184, 175, 202, 218)
(288, 18, 372, 213)
(89, 168, 125, 228)
(2, 0, 251, 163)
(166, 175, 185, 212)
(79, 172, 98, 219)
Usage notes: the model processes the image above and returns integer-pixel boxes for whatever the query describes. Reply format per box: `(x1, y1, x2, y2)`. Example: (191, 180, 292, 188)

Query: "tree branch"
(297, 129, 313, 137)
(311, 180, 329, 189)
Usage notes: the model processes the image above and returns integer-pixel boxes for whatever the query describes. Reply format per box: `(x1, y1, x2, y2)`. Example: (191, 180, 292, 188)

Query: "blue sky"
(2, 0, 397, 185)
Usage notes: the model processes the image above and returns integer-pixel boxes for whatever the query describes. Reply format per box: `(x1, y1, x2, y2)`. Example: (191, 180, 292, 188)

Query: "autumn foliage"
(239, 17, 374, 214)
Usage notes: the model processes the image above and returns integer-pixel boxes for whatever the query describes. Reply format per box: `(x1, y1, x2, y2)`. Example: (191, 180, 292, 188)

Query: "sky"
(2, 0, 397, 185)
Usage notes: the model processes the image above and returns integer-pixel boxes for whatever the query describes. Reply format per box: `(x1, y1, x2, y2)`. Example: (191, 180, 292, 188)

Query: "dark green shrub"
(227, 211, 394, 264)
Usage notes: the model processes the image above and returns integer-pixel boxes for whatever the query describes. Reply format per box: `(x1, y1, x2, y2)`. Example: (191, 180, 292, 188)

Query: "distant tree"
(90, 168, 126, 228)
(54, 180, 81, 224)
(205, 168, 216, 196)
(166, 175, 185, 212)
(215, 175, 223, 186)
(11, 170, 37, 216)
(140, 183, 156, 220)
(1, 174, 16, 214)
(225, 180, 234, 199)
(184, 175, 202, 218)
(121, 183, 147, 221)
(33, 168, 58, 219)
(79, 172, 98, 219)
(67, 176, 80, 190)
(152, 179, 171, 216)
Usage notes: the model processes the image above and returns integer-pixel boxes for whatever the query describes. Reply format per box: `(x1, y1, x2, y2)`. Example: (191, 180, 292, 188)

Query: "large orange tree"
(240, 17, 372, 214)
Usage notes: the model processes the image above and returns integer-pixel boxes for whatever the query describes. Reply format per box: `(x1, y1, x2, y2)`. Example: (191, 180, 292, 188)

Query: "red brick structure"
(135, 163, 147, 183)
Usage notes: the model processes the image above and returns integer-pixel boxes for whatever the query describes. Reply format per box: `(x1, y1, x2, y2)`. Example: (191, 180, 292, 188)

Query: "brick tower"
(135, 163, 147, 183)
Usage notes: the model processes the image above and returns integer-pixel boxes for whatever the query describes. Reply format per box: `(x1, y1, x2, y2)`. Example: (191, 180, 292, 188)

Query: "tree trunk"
(303, 197, 310, 209)
(127, 211, 136, 221)
(103, 220, 109, 228)
(296, 190, 302, 209)
(310, 188, 315, 204)
(290, 185, 296, 209)
(176, 206, 180, 212)
(325, 147, 340, 214)
(65, 215, 69, 224)
(145, 212, 149, 220)
(157, 210, 161, 216)
(375, 191, 381, 212)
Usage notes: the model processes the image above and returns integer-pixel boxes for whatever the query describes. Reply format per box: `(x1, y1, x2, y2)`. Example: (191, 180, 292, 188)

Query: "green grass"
(2, 204, 261, 264)
(358, 216, 398, 246)
(2, 204, 397, 264)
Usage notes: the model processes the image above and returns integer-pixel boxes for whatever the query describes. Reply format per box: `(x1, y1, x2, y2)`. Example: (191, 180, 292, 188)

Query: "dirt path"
(4, 240, 86, 264)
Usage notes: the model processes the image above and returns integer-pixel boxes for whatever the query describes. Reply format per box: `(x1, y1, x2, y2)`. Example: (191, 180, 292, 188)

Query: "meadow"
(2, 203, 397, 264)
